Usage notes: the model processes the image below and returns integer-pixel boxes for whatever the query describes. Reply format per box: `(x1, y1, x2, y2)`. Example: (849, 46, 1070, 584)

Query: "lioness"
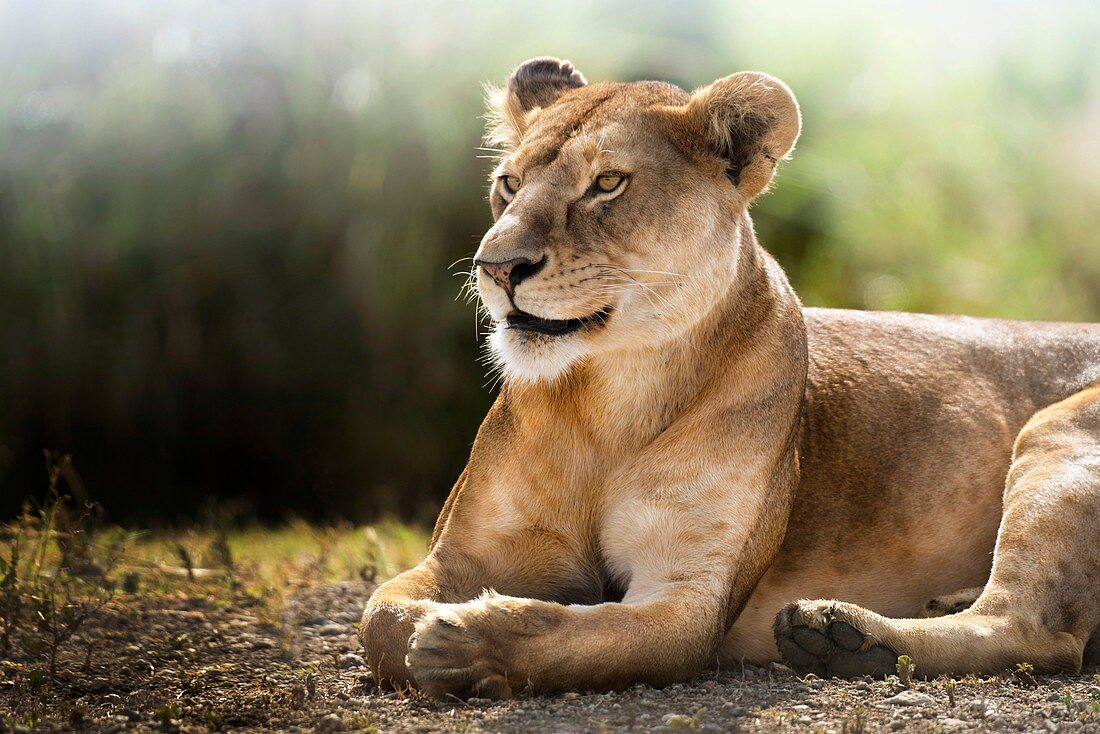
(360, 58, 1100, 698)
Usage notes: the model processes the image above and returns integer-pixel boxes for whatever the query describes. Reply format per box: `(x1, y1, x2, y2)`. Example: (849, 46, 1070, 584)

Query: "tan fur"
(361, 59, 1100, 696)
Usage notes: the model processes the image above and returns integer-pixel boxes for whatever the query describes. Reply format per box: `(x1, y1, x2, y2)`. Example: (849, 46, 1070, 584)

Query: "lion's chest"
(461, 463, 629, 603)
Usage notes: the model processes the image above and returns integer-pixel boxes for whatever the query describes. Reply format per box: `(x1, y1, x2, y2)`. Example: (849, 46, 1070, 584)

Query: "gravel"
(3, 581, 1100, 732)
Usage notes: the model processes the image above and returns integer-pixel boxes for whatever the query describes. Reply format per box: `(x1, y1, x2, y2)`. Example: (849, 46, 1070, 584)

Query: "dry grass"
(105, 518, 428, 588)
(0, 470, 429, 731)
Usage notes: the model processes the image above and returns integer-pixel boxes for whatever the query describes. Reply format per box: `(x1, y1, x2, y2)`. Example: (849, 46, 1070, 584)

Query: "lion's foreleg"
(406, 581, 727, 698)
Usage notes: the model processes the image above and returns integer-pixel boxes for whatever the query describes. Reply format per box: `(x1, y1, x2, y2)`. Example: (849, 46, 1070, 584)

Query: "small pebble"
(339, 653, 366, 669)
(884, 690, 935, 707)
(662, 713, 695, 730)
(316, 713, 343, 733)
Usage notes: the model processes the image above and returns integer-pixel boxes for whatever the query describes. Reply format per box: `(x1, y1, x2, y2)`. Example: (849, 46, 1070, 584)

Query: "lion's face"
(473, 59, 800, 382)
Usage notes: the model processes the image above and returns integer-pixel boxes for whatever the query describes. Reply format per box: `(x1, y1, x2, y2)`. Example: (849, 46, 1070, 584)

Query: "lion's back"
(803, 307, 1100, 423)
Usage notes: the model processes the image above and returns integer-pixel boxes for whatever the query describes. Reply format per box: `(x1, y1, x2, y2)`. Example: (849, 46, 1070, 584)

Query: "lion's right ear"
(484, 57, 587, 147)
(684, 72, 801, 201)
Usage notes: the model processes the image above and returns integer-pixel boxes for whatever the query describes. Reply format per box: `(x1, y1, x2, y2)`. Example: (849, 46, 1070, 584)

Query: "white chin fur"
(488, 324, 589, 383)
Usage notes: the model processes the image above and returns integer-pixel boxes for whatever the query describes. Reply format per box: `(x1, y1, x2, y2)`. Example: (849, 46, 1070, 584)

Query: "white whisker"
(599, 266, 688, 279)
(592, 268, 677, 312)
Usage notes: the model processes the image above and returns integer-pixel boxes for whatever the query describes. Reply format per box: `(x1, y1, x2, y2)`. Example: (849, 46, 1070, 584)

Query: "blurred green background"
(2, 0, 1099, 524)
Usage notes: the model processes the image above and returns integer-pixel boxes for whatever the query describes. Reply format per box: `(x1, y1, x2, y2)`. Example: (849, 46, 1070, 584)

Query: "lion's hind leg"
(776, 385, 1100, 678)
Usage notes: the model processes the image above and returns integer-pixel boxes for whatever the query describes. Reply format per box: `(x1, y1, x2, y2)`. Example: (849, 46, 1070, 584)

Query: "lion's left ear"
(686, 72, 801, 200)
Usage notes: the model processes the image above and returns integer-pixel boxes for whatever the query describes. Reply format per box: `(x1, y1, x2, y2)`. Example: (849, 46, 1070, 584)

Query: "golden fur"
(361, 58, 1100, 696)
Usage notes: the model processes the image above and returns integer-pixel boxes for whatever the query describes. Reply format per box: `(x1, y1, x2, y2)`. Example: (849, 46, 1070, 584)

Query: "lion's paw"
(407, 605, 512, 700)
(773, 600, 899, 678)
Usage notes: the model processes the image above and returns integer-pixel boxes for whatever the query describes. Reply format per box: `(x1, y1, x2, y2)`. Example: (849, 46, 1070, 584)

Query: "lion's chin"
(487, 325, 592, 384)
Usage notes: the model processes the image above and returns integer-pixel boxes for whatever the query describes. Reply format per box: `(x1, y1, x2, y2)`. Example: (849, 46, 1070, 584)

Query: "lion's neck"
(508, 220, 795, 455)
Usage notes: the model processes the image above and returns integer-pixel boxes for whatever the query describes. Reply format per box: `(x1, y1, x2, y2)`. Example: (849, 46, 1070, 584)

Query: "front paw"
(407, 605, 512, 700)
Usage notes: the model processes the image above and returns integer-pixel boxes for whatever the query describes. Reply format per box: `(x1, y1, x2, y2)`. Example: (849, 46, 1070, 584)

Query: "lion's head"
(473, 57, 800, 382)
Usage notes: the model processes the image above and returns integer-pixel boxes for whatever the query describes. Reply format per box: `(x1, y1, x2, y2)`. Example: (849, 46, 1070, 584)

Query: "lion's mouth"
(505, 306, 613, 336)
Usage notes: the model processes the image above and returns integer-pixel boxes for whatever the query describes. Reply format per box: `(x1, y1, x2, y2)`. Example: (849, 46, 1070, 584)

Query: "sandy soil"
(3, 582, 1099, 733)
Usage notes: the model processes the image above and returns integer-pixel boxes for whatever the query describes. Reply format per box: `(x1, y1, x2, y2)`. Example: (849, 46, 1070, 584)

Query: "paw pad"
(774, 603, 899, 678)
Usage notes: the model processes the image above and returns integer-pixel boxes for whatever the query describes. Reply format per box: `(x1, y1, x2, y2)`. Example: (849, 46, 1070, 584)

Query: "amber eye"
(594, 173, 626, 194)
(500, 175, 521, 196)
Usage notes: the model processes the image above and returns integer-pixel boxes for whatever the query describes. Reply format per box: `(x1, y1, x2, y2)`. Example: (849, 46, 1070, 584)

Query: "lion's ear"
(687, 71, 801, 200)
(485, 57, 587, 147)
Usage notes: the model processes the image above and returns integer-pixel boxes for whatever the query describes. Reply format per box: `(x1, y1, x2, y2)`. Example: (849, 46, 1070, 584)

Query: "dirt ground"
(3, 581, 1100, 733)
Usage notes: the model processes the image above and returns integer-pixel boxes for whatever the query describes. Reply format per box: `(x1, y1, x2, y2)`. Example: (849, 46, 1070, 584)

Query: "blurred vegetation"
(1, 0, 1099, 523)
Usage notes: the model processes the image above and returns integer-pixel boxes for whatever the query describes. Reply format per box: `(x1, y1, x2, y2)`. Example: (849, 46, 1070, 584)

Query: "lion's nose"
(475, 255, 547, 296)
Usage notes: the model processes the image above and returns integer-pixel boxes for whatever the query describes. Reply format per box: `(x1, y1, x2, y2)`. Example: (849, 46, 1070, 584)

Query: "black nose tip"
(476, 255, 547, 295)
